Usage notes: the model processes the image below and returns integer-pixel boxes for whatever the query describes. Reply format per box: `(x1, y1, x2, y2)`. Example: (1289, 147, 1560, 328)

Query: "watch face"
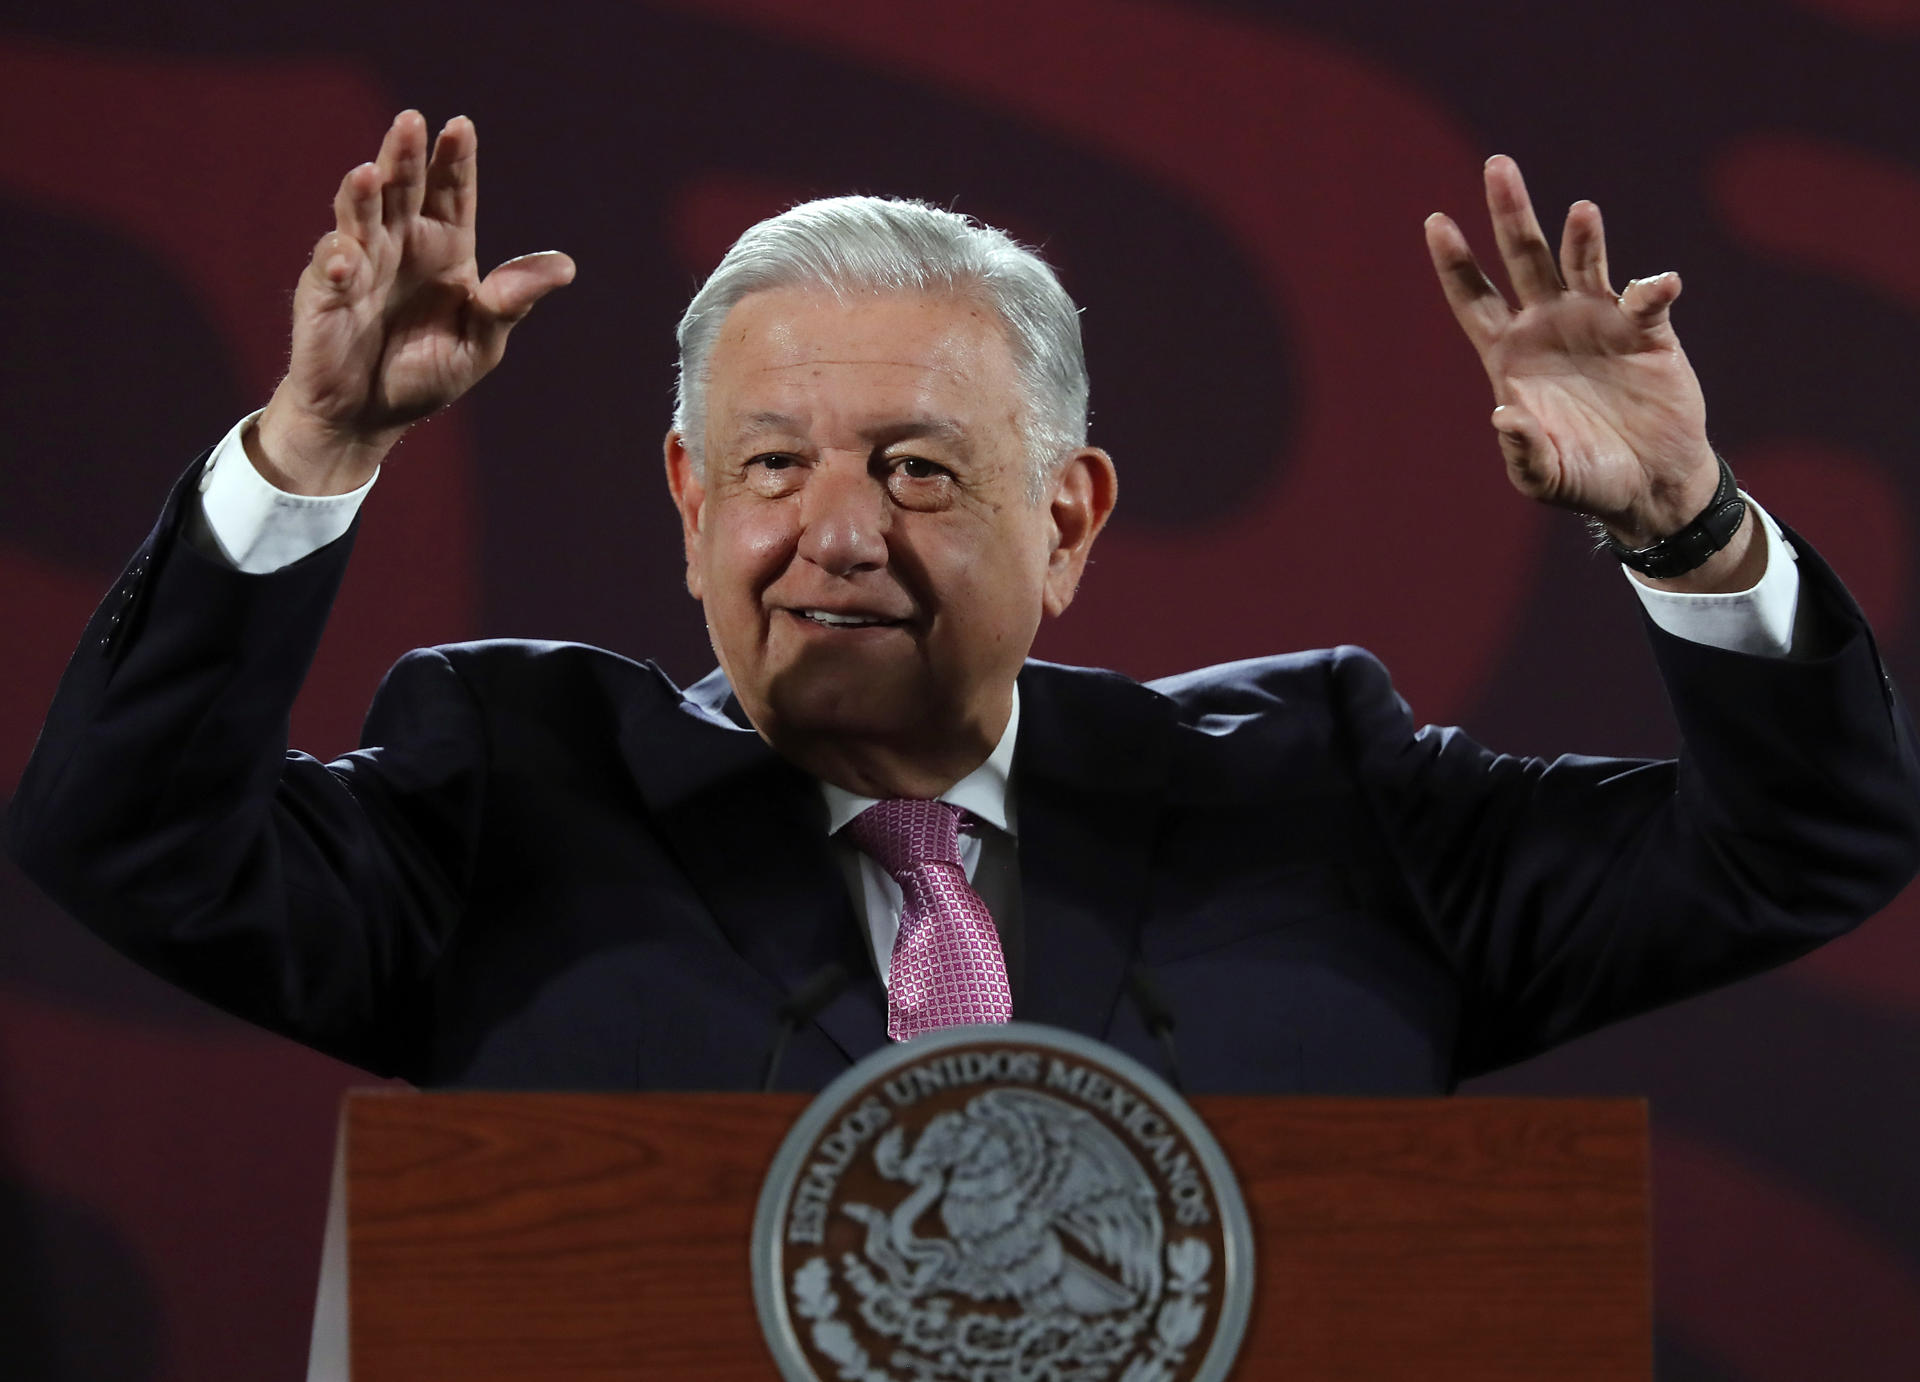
(751, 1023, 1255, 1382)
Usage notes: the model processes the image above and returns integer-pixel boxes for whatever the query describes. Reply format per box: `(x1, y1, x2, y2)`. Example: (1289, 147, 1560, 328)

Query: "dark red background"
(3, 1, 1917, 1377)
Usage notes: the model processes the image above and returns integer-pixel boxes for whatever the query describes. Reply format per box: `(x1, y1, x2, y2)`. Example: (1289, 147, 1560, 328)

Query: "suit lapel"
(620, 668, 888, 1066)
(617, 661, 1175, 1062)
(1012, 662, 1175, 1038)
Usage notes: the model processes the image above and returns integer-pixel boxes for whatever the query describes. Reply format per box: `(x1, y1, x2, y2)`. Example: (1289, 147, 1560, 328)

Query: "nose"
(797, 453, 889, 576)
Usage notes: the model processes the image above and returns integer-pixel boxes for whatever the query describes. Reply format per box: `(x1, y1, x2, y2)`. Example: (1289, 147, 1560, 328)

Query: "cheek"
(932, 529, 1049, 635)
(703, 505, 796, 599)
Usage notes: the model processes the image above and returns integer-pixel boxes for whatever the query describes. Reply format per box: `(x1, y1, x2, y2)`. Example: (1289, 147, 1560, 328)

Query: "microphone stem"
(760, 1025, 796, 1094)
(1152, 1023, 1184, 1093)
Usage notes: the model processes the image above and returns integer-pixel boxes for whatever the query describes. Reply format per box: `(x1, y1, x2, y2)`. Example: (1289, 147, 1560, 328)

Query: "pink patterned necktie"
(845, 799, 1013, 1041)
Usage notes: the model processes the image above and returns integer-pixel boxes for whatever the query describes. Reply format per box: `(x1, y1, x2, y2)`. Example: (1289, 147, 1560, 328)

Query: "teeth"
(799, 609, 890, 627)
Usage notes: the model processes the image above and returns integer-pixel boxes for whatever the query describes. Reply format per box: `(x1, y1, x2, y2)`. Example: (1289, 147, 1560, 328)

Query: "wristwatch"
(1596, 453, 1747, 579)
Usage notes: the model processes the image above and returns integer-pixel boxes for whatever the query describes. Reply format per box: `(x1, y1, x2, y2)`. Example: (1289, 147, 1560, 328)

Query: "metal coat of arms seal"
(752, 1023, 1254, 1382)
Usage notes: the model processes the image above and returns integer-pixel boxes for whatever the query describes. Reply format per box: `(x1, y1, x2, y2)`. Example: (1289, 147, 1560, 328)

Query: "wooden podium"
(311, 1091, 1648, 1380)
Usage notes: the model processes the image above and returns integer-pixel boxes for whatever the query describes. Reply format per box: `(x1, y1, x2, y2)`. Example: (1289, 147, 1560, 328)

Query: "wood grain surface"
(345, 1092, 1647, 1380)
(1201, 1097, 1649, 1380)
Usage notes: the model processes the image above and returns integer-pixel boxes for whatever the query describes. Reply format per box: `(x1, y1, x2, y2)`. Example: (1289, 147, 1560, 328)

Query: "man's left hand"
(1426, 156, 1760, 592)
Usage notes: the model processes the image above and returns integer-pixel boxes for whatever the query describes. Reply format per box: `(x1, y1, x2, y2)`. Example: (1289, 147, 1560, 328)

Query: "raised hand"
(1426, 157, 1757, 588)
(251, 111, 575, 495)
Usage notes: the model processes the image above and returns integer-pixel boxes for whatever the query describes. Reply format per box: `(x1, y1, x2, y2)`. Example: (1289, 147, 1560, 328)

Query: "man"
(9, 111, 1918, 1092)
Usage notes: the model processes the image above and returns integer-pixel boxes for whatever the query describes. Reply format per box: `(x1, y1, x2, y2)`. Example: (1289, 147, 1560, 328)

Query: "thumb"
(471, 250, 577, 355)
(1491, 403, 1560, 502)
(1620, 271, 1681, 332)
(480, 250, 576, 319)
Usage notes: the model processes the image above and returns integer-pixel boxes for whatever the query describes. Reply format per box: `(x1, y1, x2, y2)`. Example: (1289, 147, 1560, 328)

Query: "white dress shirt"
(185, 412, 1806, 980)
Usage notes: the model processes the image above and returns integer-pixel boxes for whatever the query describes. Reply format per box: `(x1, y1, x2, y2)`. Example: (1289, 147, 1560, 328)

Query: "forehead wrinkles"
(750, 356, 973, 378)
(722, 289, 1002, 371)
(754, 309, 989, 373)
(723, 360, 994, 445)
(744, 358, 978, 397)
(721, 372, 977, 445)
(706, 290, 1029, 454)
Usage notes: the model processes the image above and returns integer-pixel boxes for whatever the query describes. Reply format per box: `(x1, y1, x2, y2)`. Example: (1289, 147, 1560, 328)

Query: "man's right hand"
(249, 110, 575, 496)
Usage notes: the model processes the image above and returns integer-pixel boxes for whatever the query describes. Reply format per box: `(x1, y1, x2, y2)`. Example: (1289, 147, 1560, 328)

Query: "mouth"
(785, 607, 911, 631)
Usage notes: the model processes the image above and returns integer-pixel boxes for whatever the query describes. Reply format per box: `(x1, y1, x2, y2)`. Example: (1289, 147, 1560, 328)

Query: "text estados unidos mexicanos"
(786, 1050, 1213, 1244)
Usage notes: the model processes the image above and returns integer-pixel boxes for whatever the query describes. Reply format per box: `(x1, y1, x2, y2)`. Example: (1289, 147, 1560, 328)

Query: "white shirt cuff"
(184, 411, 377, 574)
(1626, 496, 1800, 657)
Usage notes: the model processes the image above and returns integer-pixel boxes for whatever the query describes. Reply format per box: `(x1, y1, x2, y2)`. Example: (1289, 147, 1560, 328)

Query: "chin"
(766, 679, 925, 742)
(755, 655, 950, 743)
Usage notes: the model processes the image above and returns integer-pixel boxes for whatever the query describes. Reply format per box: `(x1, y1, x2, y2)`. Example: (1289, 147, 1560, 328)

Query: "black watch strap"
(1597, 453, 1747, 580)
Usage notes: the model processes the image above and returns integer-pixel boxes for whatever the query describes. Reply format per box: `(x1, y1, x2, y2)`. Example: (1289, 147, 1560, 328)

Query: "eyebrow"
(735, 410, 807, 437)
(729, 411, 971, 448)
(874, 417, 968, 448)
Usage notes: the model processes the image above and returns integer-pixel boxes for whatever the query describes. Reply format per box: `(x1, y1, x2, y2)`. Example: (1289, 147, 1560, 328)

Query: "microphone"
(1126, 963, 1184, 1093)
(759, 962, 852, 1092)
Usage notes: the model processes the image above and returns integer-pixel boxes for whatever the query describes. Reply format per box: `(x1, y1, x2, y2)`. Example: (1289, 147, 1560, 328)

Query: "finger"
(332, 161, 381, 244)
(303, 228, 367, 297)
(1620, 271, 1682, 331)
(1423, 212, 1510, 349)
(478, 250, 576, 319)
(1559, 199, 1615, 298)
(470, 250, 578, 357)
(1484, 155, 1563, 306)
(378, 109, 430, 225)
(1490, 403, 1561, 502)
(422, 115, 477, 227)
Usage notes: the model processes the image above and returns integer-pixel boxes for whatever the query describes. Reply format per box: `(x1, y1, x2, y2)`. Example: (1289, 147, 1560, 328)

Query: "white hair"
(673, 196, 1089, 502)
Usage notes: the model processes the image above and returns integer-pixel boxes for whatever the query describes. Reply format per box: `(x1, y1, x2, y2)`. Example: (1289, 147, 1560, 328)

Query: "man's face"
(665, 286, 1114, 796)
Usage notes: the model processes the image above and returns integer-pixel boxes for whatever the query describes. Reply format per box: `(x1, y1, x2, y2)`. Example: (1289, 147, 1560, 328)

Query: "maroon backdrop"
(3, 2, 1917, 1378)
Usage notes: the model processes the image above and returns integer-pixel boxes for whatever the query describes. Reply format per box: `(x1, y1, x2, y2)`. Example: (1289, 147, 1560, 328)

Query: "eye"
(891, 456, 950, 481)
(884, 455, 958, 511)
(742, 452, 807, 497)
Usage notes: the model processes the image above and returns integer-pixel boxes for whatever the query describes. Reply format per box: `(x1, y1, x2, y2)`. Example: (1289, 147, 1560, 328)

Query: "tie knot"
(846, 798, 966, 877)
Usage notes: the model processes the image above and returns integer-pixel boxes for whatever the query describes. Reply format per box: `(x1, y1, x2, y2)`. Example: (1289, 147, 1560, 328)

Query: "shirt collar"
(819, 685, 1021, 839)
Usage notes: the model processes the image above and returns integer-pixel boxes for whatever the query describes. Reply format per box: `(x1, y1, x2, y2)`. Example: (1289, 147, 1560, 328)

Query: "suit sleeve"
(1331, 532, 1920, 1079)
(6, 455, 483, 1075)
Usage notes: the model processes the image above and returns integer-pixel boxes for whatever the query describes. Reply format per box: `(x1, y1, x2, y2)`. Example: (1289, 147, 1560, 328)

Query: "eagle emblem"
(842, 1087, 1164, 1319)
(754, 1026, 1249, 1382)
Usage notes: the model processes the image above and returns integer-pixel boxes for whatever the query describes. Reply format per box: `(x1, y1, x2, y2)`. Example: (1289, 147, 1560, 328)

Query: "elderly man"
(9, 112, 1918, 1092)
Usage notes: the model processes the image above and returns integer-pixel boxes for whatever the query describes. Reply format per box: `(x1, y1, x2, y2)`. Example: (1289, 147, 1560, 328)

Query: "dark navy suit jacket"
(11, 462, 1920, 1093)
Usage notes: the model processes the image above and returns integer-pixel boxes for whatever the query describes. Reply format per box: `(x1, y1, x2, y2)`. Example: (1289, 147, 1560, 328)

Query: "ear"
(1041, 447, 1118, 618)
(664, 429, 707, 600)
